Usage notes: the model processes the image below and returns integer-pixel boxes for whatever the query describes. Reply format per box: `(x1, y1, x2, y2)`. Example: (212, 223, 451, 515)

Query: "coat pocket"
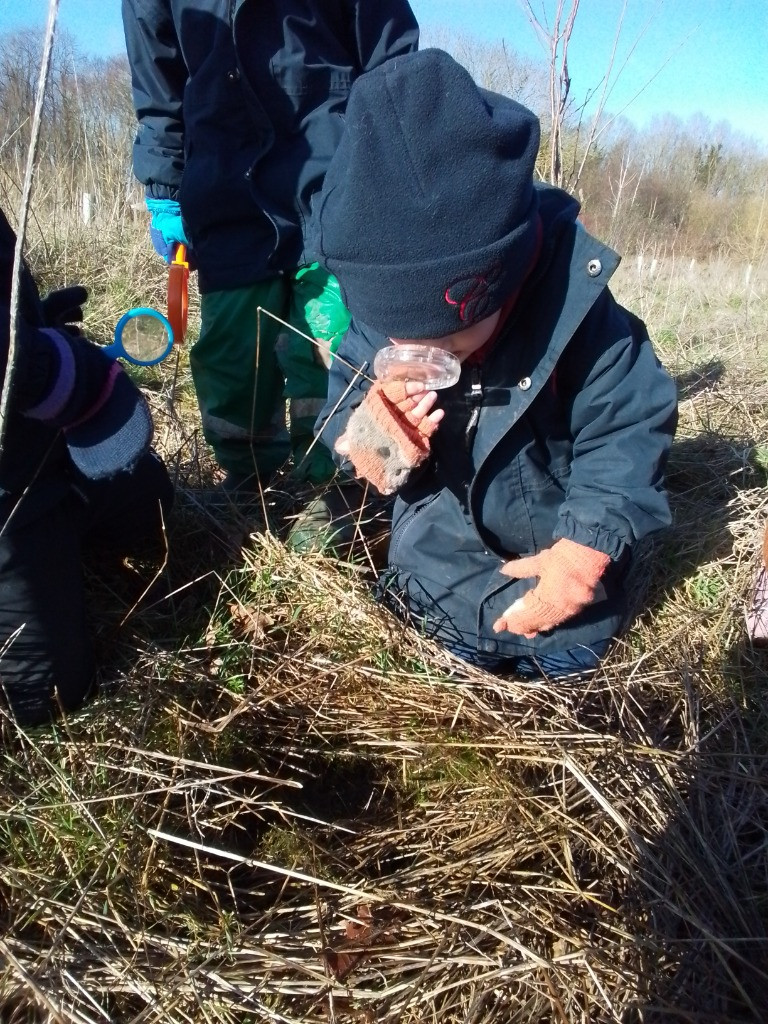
(268, 65, 353, 127)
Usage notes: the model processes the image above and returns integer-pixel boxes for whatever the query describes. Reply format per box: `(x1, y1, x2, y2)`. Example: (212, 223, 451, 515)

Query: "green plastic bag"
(293, 262, 351, 355)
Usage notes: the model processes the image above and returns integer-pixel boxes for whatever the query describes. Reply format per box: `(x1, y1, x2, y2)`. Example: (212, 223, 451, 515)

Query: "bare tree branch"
(0, 0, 60, 459)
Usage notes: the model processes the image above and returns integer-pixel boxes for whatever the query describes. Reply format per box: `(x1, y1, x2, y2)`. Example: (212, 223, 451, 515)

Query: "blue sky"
(2, 0, 767, 146)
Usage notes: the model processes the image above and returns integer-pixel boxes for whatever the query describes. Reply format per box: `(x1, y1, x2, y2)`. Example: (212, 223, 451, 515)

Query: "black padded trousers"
(0, 451, 173, 727)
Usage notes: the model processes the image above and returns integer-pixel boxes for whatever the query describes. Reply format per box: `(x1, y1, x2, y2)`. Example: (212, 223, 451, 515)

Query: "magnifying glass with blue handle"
(102, 307, 175, 366)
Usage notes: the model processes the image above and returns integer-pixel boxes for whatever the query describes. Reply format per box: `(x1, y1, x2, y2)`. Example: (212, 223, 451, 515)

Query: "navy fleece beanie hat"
(309, 48, 541, 339)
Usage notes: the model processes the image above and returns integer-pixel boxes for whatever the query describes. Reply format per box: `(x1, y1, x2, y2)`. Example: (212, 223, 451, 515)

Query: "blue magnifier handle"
(107, 307, 175, 366)
(100, 341, 129, 359)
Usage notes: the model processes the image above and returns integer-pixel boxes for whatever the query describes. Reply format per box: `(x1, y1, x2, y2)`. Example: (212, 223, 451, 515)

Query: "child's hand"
(492, 538, 610, 638)
(40, 285, 88, 334)
(334, 379, 444, 494)
(335, 380, 443, 456)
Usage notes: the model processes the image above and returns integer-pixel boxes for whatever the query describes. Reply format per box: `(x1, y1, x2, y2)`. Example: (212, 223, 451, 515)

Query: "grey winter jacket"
(316, 187, 678, 657)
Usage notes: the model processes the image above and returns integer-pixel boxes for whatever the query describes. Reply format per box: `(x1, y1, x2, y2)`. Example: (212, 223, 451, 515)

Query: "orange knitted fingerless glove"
(337, 380, 439, 494)
(493, 538, 611, 638)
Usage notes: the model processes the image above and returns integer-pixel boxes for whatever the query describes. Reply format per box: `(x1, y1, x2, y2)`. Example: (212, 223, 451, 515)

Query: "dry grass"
(1, 220, 768, 1023)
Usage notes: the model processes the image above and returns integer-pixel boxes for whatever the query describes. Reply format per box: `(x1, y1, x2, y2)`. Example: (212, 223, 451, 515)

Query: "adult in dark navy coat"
(312, 50, 678, 677)
(0, 207, 173, 726)
(122, 0, 419, 503)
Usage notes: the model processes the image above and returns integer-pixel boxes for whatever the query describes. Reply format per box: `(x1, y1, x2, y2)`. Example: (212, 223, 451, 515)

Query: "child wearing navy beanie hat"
(309, 48, 541, 339)
(313, 49, 678, 680)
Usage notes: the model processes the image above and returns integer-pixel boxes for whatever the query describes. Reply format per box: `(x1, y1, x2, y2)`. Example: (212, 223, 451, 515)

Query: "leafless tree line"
(1, 25, 767, 261)
(0, 29, 139, 227)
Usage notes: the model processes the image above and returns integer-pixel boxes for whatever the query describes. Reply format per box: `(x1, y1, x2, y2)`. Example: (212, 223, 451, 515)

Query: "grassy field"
(1, 217, 767, 1023)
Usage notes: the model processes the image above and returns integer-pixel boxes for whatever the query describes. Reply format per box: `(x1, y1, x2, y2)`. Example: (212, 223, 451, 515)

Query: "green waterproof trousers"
(189, 264, 350, 483)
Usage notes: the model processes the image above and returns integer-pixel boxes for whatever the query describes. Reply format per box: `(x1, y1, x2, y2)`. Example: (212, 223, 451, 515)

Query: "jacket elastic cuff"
(23, 329, 76, 421)
(145, 183, 180, 202)
(554, 515, 625, 561)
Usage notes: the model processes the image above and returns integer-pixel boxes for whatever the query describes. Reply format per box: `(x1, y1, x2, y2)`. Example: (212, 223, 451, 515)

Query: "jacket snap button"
(518, 377, 532, 391)
(227, 68, 240, 81)
(587, 258, 602, 276)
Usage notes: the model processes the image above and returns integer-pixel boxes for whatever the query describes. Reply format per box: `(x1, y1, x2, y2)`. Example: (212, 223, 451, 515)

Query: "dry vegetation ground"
(1, 220, 767, 1023)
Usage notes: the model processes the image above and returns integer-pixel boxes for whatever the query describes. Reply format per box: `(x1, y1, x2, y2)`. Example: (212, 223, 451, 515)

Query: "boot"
(285, 483, 389, 556)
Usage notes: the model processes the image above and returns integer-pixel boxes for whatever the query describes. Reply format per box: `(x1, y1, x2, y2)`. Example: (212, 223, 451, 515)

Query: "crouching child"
(0, 205, 173, 726)
(311, 49, 678, 678)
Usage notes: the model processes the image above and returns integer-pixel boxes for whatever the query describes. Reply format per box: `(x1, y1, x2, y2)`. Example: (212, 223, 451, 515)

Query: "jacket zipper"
(465, 364, 483, 452)
(461, 365, 484, 511)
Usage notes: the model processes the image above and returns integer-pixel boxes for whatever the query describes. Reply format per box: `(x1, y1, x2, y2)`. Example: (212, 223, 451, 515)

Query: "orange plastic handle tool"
(167, 243, 189, 345)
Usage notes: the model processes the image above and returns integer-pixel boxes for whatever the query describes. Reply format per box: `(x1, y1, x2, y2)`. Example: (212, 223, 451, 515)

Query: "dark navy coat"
(122, 0, 419, 293)
(316, 187, 678, 657)
(0, 209, 70, 512)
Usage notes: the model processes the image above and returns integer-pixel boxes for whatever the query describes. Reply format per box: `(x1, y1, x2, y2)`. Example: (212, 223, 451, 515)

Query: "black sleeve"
(0, 207, 47, 392)
(122, 0, 187, 197)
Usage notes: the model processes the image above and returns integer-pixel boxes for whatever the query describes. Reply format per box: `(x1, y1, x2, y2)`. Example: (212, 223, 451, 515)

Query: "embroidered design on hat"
(444, 263, 503, 323)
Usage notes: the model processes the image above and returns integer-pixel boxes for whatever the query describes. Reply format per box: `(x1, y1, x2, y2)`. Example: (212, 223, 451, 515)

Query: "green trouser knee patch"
(191, 282, 290, 476)
(191, 271, 348, 480)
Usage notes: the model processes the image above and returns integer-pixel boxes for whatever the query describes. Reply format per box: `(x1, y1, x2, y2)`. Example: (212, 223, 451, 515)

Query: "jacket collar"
(468, 199, 620, 469)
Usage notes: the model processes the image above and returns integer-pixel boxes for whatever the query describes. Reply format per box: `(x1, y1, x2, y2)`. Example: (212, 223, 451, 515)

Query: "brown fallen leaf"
(344, 902, 373, 942)
(227, 601, 274, 641)
(322, 946, 367, 982)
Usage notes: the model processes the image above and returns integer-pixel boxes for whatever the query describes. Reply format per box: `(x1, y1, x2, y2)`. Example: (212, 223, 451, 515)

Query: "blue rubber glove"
(146, 198, 189, 263)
